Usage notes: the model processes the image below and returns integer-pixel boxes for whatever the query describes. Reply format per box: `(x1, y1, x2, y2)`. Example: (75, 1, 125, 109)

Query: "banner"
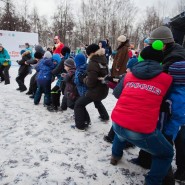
(0, 30, 38, 64)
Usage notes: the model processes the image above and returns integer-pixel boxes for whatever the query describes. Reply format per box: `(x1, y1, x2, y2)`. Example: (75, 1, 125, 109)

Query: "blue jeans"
(34, 79, 51, 106)
(112, 122, 174, 185)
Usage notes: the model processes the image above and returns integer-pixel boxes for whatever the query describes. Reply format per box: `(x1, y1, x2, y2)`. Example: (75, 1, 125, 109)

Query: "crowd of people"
(0, 26, 185, 185)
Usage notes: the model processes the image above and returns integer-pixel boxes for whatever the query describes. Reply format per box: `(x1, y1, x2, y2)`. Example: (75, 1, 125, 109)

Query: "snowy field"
(0, 66, 179, 185)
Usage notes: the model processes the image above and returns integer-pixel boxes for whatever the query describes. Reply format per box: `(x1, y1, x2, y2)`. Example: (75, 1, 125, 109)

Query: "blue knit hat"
(52, 54, 61, 64)
(144, 38, 149, 44)
(20, 50, 25, 55)
(74, 53, 86, 67)
(126, 57, 138, 70)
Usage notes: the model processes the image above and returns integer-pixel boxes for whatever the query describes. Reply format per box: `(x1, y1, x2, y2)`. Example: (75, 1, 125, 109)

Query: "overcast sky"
(0, 0, 178, 20)
(22, 0, 178, 18)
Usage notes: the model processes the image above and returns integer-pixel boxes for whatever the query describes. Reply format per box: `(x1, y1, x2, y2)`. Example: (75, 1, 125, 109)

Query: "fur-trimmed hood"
(89, 48, 105, 59)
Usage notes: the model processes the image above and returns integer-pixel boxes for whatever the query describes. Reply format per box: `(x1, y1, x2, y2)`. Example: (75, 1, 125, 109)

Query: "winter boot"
(162, 166, 175, 185)
(47, 105, 58, 112)
(174, 169, 185, 183)
(110, 155, 121, 166)
(103, 135, 113, 143)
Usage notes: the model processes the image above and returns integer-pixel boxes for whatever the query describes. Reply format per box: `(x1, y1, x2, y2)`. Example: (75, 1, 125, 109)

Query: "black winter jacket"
(163, 43, 185, 72)
(84, 49, 109, 101)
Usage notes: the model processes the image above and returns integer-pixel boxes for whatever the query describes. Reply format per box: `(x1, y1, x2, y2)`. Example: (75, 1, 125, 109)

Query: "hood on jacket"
(132, 60, 163, 79)
(163, 43, 185, 72)
(52, 54, 61, 64)
(89, 48, 105, 58)
(99, 40, 107, 49)
(89, 48, 107, 66)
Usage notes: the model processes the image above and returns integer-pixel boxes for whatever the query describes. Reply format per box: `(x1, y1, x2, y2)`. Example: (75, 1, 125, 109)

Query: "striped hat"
(169, 61, 185, 84)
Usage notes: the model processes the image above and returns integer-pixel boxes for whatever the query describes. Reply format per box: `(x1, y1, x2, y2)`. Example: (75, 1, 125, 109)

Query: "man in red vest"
(53, 36, 64, 54)
(110, 40, 173, 185)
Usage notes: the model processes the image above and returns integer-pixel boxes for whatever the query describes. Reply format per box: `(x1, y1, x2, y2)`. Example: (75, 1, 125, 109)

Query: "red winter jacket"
(111, 72, 172, 134)
(53, 42, 64, 54)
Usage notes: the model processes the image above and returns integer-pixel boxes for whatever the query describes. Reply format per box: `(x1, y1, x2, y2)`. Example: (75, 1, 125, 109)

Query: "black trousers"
(74, 96, 109, 129)
(16, 70, 29, 90)
(27, 73, 37, 94)
(51, 86, 61, 107)
(175, 126, 185, 171)
(0, 65, 10, 84)
(107, 126, 115, 140)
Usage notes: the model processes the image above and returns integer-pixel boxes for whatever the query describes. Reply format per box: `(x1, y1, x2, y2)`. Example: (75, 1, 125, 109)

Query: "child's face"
(99, 42, 102, 48)
(64, 65, 70, 72)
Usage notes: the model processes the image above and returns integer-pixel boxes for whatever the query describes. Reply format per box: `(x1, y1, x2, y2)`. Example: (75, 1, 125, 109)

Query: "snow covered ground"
(0, 66, 179, 185)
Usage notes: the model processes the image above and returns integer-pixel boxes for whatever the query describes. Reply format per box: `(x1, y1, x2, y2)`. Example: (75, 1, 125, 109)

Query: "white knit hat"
(43, 51, 52, 59)
(117, 35, 127, 43)
(0, 43, 3, 47)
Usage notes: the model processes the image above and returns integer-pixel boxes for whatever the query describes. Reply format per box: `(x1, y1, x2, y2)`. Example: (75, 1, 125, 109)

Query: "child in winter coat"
(74, 53, 88, 97)
(34, 54, 61, 106)
(60, 58, 79, 110)
(73, 53, 91, 126)
(47, 46, 71, 112)
(16, 50, 32, 92)
(163, 61, 185, 140)
(62, 58, 78, 109)
(25, 45, 45, 96)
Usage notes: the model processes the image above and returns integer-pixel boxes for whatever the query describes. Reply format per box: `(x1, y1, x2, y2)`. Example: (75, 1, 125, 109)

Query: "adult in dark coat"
(73, 44, 109, 131)
(111, 35, 129, 77)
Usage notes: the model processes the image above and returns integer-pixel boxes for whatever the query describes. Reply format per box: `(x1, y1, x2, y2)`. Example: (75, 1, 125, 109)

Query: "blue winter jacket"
(74, 63, 88, 96)
(162, 43, 185, 140)
(164, 85, 185, 140)
(163, 61, 185, 140)
(0, 48, 11, 66)
(36, 58, 57, 81)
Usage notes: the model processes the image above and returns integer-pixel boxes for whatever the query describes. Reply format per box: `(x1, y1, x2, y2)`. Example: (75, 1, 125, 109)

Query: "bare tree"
(176, 0, 185, 14)
(0, 0, 19, 31)
(37, 16, 52, 47)
(171, 0, 185, 17)
(29, 7, 40, 33)
(52, 0, 74, 45)
(76, 0, 137, 49)
(133, 6, 163, 50)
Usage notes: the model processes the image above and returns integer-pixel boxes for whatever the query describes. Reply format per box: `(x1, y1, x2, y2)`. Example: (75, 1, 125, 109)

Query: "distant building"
(170, 11, 185, 47)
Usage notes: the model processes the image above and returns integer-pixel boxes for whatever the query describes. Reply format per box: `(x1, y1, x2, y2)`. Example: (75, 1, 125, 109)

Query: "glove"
(104, 75, 114, 82)
(3, 60, 9, 66)
(79, 73, 87, 83)
(160, 99, 172, 117)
